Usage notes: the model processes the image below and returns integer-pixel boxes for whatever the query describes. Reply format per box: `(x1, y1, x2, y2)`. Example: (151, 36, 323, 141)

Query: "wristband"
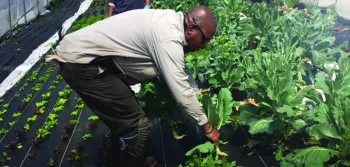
(144, 5, 151, 9)
(204, 124, 214, 134)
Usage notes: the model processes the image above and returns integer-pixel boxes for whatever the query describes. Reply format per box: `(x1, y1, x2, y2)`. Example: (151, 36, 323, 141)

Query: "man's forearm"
(108, 5, 114, 17)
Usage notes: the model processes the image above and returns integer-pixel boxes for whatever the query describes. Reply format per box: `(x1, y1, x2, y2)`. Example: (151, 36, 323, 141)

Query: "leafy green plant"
(0, 152, 11, 165)
(70, 120, 79, 125)
(82, 134, 93, 140)
(199, 88, 237, 130)
(282, 56, 350, 166)
(0, 110, 7, 115)
(24, 124, 30, 131)
(88, 116, 99, 121)
(54, 106, 64, 112)
(57, 99, 68, 106)
(27, 115, 38, 122)
(22, 94, 33, 103)
(8, 121, 15, 126)
(42, 92, 51, 100)
(37, 128, 50, 138)
(71, 110, 79, 116)
(0, 128, 9, 135)
(12, 113, 21, 118)
(59, 89, 72, 98)
(2, 104, 9, 109)
(181, 142, 236, 167)
(36, 101, 48, 108)
(44, 114, 58, 130)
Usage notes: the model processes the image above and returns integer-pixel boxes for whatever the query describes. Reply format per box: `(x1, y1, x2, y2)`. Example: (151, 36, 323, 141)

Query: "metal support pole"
(22, 0, 27, 24)
(7, 0, 12, 28)
(47, 0, 49, 7)
(37, 0, 40, 14)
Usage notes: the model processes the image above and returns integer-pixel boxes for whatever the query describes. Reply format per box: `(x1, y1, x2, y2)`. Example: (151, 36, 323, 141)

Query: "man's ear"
(186, 24, 197, 35)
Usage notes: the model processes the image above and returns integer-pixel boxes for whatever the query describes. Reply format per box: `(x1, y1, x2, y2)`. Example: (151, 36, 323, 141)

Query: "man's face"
(184, 18, 215, 53)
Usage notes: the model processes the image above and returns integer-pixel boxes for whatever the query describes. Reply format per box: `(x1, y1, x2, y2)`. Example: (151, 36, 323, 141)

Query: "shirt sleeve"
(150, 39, 208, 125)
(108, 0, 116, 7)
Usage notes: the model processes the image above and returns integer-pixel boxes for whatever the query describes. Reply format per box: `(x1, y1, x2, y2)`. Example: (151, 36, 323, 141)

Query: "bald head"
(186, 6, 217, 38)
(184, 6, 216, 52)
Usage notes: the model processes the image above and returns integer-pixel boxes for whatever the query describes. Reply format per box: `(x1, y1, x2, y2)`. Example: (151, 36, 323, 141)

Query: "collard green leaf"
(288, 86, 313, 107)
(292, 119, 307, 131)
(185, 141, 214, 156)
(202, 94, 220, 128)
(276, 105, 296, 117)
(227, 67, 245, 87)
(307, 103, 330, 124)
(248, 117, 273, 134)
(270, 117, 285, 131)
(315, 72, 330, 95)
(291, 146, 338, 167)
(306, 124, 342, 140)
(237, 104, 261, 126)
(217, 88, 234, 129)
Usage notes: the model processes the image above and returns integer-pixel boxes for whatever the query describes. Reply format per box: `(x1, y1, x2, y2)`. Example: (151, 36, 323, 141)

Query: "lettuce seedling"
(24, 124, 30, 131)
(27, 115, 38, 122)
(88, 116, 99, 121)
(2, 104, 9, 109)
(0, 152, 11, 165)
(37, 128, 50, 138)
(8, 121, 15, 126)
(82, 134, 93, 140)
(54, 106, 64, 112)
(12, 112, 21, 118)
(47, 158, 56, 167)
(0, 128, 9, 135)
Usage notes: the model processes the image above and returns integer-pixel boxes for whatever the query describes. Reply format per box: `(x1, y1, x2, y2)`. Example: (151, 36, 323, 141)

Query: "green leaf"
(315, 72, 330, 95)
(292, 119, 307, 131)
(217, 88, 234, 129)
(202, 94, 219, 127)
(306, 124, 342, 140)
(292, 146, 338, 167)
(275, 147, 283, 161)
(185, 142, 214, 156)
(288, 86, 313, 106)
(276, 105, 295, 117)
(249, 118, 273, 134)
(208, 78, 218, 85)
(307, 103, 330, 124)
(237, 104, 261, 126)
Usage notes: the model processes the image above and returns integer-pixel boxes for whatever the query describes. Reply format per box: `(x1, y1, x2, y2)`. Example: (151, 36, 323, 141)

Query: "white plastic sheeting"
(0, 0, 93, 98)
(336, 0, 350, 21)
(0, 0, 52, 37)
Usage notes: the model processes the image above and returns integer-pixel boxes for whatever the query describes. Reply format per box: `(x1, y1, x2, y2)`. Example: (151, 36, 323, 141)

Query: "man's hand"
(202, 122, 220, 144)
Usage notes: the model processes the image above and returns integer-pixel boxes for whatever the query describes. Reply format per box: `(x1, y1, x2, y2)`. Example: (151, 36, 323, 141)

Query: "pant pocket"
(75, 64, 100, 80)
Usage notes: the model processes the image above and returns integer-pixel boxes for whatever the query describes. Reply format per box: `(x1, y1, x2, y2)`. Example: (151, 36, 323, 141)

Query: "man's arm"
(150, 39, 219, 142)
(108, 1, 116, 17)
(144, 0, 151, 9)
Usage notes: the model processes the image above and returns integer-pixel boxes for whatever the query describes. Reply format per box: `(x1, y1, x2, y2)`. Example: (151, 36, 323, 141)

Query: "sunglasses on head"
(192, 18, 211, 44)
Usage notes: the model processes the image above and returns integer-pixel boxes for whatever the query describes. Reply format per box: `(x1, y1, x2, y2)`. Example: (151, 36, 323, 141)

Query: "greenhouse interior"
(0, 0, 349, 166)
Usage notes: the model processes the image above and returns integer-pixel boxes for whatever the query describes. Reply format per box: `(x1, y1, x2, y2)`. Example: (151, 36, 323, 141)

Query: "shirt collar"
(177, 12, 188, 46)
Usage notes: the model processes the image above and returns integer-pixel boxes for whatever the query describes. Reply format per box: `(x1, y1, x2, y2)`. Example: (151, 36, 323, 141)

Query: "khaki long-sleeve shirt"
(47, 9, 208, 125)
